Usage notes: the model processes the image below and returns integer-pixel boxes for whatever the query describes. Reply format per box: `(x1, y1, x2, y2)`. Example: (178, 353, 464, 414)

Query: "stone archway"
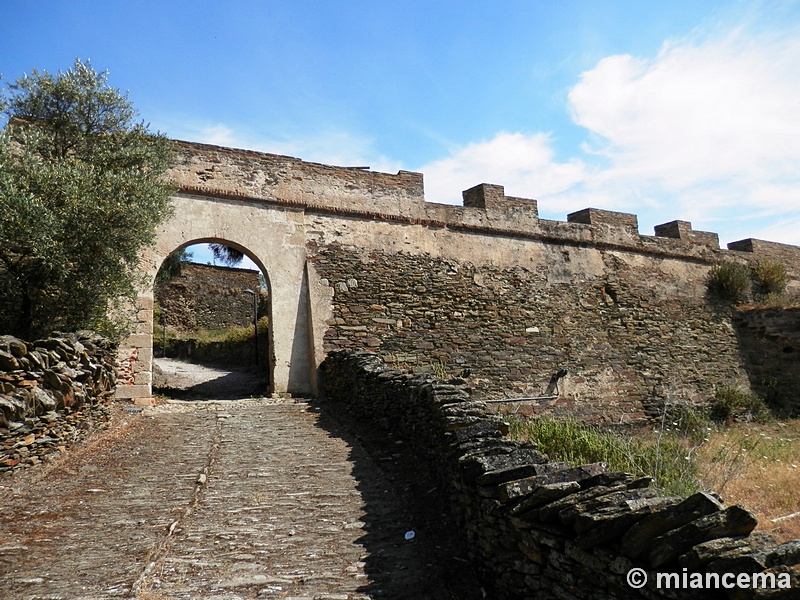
(115, 192, 315, 403)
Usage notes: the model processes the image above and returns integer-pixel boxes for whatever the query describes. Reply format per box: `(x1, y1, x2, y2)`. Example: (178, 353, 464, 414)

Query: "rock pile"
(0, 332, 116, 474)
(321, 350, 800, 599)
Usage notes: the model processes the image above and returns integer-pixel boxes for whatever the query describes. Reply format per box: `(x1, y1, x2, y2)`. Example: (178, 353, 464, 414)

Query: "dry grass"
(696, 419, 800, 543)
(509, 414, 800, 543)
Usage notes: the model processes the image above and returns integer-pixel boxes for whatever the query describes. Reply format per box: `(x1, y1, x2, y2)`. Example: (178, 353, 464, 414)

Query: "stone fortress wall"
(118, 140, 800, 419)
(154, 262, 264, 333)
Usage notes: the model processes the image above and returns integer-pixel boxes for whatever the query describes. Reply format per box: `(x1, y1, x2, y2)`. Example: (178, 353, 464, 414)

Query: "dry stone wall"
(0, 332, 116, 474)
(310, 244, 752, 423)
(321, 350, 800, 599)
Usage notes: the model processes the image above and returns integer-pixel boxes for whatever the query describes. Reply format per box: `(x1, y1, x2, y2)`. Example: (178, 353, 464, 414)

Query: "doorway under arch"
(152, 241, 272, 397)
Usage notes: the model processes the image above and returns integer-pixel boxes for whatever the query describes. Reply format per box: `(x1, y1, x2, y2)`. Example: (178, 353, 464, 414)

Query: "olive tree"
(0, 59, 175, 339)
(209, 243, 245, 267)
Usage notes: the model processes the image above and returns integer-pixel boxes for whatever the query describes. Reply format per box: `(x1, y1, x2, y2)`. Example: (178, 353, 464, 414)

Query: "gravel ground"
(152, 358, 268, 400)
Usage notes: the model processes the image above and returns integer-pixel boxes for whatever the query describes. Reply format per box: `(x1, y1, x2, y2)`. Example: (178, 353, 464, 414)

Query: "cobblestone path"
(0, 399, 452, 599)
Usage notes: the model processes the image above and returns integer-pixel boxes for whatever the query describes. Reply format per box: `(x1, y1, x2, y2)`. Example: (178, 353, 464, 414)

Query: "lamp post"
(161, 309, 168, 358)
(243, 289, 258, 366)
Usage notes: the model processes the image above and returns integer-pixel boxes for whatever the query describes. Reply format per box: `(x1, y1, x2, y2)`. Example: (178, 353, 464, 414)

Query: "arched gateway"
(115, 140, 426, 402)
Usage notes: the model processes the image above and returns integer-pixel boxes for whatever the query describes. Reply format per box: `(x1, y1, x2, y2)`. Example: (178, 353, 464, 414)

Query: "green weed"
(753, 260, 789, 295)
(508, 417, 700, 496)
(708, 263, 752, 303)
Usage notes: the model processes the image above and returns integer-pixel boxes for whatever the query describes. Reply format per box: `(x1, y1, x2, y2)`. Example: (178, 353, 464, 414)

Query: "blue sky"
(3, 0, 800, 265)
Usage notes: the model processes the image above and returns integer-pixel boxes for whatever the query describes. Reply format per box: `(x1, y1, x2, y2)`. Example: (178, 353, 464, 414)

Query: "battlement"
(653, 220, 720, 248)
(461, 183, 539, 217)
(170, 139, 425, 216)
(728, 238, 800, 284)
(567, 207, 639, 230)
(171, 139, 799, 264)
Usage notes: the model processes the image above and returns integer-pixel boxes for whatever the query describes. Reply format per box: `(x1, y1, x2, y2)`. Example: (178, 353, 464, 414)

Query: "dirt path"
(0, 398, 463, 599)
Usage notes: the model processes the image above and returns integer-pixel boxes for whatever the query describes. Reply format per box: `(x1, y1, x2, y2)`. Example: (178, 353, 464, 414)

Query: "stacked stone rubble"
(321, 350, 800, 599)
(0, 332, 116, 474)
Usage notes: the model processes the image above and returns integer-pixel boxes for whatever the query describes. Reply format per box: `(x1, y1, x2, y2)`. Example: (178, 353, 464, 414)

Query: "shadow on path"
(310, 399, 487, 599)
(153, 357, 268, 400)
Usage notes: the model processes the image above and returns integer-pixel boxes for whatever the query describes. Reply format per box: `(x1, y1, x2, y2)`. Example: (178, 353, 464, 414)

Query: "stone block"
(621, 491, 724, 560)
(133, 371, 152, 386)
(497, 462, 606, 503)
(136, 296, 154, 311)
(136, 346, 153, 365)
(567, 208, 638, 229)
(123, 333, 153, 348)
(133, 396, 156, 407)
(114, 384, 150, 399)
(649, 505, 758, 568)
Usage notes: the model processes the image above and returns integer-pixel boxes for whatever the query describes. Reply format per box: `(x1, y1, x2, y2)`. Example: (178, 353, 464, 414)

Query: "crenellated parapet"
(120, 138, 800, 409)
(170, 140, 799, 265)
(169, 139, 425, 216)
(568, 207, 639, 230)
(653, 220, 720, 249)
(461, 183, 539, 217)
(727, 238, 800, 281)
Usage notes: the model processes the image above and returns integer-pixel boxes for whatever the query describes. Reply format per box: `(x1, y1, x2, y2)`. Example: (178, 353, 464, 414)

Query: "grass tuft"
(508, 417, 700, 497)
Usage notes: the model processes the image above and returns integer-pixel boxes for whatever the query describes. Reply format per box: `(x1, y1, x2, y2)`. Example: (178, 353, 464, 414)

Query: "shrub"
(707, 263, 752, 303)
(710, 387, 772, 424)
(753, 260, 789, 295)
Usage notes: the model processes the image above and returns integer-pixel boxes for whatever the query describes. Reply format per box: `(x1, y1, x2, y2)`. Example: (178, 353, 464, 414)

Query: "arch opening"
(150, 238, 274, 399)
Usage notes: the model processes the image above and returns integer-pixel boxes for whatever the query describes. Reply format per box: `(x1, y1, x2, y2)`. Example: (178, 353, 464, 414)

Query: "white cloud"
(165, 16, 800, 247)
(748, 213, 800, 246)
(192, 124, 239, 148)
(418, 19, 800, 245)
(569, 27, 800, 190)
(418, 132, 586, 205)
(565, 24, 800, 238)
(172, 122, 403, 175)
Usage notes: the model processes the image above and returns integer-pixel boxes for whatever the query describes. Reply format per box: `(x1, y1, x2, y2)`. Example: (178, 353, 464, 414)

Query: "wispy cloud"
(419, 132, 586, 205)
(567, 25, 800, 211)
(418, 17, 800, 245)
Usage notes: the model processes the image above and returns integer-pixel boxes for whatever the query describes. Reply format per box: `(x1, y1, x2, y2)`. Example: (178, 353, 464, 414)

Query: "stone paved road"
(0, 398, 455, 600)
